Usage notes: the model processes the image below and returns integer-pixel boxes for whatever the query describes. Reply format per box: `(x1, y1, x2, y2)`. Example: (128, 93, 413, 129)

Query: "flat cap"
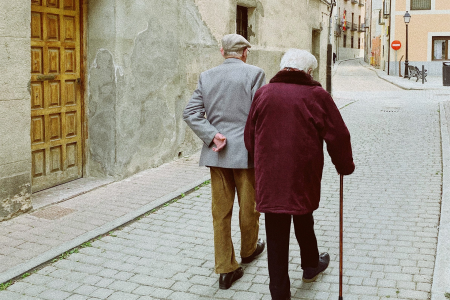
(222, 34, 251, 52)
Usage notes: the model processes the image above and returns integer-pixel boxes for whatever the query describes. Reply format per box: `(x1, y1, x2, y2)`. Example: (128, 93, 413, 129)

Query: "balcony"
(359, 0, 364, 6)
(351, 22, 358, 31)
(351, 0, 358, 4)
(358, 23, 366, 32)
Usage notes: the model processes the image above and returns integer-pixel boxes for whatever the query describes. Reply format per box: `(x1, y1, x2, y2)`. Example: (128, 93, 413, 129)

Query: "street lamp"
(403, 11, 411, 79)
(326, 0, 336, 94)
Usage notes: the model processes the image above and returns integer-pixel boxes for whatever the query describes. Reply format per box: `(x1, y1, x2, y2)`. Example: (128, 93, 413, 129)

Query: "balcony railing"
(358, 23, 366, 32)
(351, 0, 358, 4)
(351, 22, 358, 31)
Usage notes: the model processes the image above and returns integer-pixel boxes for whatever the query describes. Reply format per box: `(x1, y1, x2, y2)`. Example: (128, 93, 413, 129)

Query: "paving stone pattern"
(0, 153, 209, 273)
(0, 60, 445, 299)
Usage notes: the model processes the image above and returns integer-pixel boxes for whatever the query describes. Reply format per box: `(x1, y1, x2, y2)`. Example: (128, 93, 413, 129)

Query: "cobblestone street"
(1, 59, 449, 299)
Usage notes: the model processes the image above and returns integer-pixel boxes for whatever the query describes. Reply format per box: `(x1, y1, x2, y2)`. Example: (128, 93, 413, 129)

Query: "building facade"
(388, 0, 450, 75)
(334, 0, 366, 60)
(0, 0, 331, 221)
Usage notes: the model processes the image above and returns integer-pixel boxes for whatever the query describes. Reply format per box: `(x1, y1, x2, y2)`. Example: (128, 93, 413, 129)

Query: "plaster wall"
(87, 0, 222, 178)
(0, 0, 32, 221)
(87, 0, 329, 179)
(391, 13, 450, 72)
(436, 0, 450, 10)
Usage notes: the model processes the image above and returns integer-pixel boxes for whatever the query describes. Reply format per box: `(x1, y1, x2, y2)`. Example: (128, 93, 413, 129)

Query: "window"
(411, 0, 431, 10)
(433, 37, 450, 60)
(236, 6, 248, 39)
(351, 36, 354, 48)
(358, 38, 361, 49)
(343, 35, 347, 47)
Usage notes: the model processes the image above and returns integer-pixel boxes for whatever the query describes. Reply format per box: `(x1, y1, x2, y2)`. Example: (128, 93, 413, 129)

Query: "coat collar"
(270, 70, 322, 87)
(223, 58, 245, 64)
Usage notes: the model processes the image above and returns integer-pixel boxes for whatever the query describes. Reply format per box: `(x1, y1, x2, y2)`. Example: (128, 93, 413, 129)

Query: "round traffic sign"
(391, 40, 401, 50)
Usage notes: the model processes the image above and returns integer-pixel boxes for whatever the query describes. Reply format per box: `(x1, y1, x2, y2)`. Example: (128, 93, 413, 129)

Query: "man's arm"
(251, 69, 266, 99)
(183, 75, 221, 147)
(244, 92, 261, 158)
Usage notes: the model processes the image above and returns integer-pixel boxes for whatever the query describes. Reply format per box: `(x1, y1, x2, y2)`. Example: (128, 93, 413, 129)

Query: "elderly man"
(183, 34, 266, 290)
(244, 49, 355, 300)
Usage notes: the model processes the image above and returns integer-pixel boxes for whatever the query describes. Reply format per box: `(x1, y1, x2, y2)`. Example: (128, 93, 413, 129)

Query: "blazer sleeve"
(183, 74, 219, 146)
(244, 90, 261, 159)
(312, 89, 355, 175)
(251, 69, 266, 100)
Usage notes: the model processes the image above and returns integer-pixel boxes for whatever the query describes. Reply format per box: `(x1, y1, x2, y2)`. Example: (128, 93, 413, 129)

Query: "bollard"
(422, 65, 425, 84)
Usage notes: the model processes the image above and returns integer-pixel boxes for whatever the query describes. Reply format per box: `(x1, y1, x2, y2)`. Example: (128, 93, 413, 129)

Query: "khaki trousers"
(210, 167, 261, 274)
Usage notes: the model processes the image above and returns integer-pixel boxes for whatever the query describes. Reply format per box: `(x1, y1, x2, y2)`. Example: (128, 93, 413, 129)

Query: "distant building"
(0, 0, 332, 221)
(334, 0, 366, 60)
(388, 0, 450, 75)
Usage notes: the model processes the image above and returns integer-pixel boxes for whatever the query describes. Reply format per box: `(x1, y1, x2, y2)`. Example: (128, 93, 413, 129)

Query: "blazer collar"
(223, 58, 245, 64)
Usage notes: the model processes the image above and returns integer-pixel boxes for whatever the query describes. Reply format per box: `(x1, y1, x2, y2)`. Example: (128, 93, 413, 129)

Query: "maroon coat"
(244, 70, 355, 215)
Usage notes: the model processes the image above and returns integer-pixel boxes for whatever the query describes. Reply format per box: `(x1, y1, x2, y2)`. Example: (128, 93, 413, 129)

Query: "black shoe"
(302, 252, 330, 283)
(241, 239, 266, 264)
(219, 267, 244, 289)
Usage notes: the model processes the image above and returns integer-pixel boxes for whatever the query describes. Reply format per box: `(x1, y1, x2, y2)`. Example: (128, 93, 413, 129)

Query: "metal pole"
(327, 1, 335, 95)
(422, 65, 425, 84)
(339, 174, 343, 300)
(394, 50, 397, 76)
(387, 0, 392, 75)
(404, 23, 409, 78)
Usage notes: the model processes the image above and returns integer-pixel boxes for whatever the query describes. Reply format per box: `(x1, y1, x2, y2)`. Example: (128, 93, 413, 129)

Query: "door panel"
(31, 0, 82, 192)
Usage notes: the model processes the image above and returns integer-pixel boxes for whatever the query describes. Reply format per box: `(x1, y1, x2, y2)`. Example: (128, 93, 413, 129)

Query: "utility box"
(444, 62, 450, 86)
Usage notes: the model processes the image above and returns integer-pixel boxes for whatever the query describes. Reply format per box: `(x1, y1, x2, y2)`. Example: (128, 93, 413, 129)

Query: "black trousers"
(265, 212, 319, 300)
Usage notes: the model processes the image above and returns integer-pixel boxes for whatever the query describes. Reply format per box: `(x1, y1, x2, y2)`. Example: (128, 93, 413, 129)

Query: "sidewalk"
(360, 60, 450, 90)
(0, 152, 210, 285)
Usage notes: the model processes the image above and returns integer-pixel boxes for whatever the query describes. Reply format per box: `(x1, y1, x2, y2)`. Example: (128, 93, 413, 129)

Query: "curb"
(0, 174, 211, 285)
(431, 102, 450, 299)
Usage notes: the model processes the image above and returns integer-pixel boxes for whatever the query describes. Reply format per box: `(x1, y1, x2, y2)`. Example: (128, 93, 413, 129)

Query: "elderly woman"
(244, 49, 355, 300)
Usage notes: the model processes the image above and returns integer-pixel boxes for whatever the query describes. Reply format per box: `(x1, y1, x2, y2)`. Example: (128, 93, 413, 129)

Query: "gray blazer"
(183, 58, 266, 169)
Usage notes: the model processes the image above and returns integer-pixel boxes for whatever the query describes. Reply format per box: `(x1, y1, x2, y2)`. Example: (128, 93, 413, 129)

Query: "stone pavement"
(1, 59, 450, 299)
(0, 153, 210, 283)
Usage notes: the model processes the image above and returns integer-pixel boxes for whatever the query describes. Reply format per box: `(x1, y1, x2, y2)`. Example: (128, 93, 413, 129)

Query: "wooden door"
(31, 0, 83, 192)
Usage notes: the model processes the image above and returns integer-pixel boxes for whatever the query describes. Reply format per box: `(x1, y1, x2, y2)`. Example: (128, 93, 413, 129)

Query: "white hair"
(280, 49, 318, 71)
(224, 48, 246, 58)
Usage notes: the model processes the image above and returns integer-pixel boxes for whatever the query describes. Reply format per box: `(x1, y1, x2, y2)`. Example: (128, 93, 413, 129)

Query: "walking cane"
(339, 174, 344, 300)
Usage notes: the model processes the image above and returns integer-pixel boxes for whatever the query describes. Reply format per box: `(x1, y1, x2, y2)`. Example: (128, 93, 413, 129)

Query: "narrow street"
(0, 59, 445, 300)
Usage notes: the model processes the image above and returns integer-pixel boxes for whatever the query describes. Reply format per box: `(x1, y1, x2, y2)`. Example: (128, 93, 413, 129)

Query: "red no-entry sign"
(391, 40, 401, 50)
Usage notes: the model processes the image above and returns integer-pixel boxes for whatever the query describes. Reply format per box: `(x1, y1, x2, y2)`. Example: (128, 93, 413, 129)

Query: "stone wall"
(86, 0, 328, 179)
(0, 0, 32, 221)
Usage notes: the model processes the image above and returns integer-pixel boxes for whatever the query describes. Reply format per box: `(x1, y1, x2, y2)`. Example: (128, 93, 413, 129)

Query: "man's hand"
(212, 133, 227, 152)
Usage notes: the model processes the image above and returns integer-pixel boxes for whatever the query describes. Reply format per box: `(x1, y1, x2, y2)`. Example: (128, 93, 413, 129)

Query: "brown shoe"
(219, 267, 244, 289)
(241, 239, 266, 264)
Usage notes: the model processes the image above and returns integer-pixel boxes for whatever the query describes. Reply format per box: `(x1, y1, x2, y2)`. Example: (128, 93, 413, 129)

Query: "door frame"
(80, 0, 88, 177)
